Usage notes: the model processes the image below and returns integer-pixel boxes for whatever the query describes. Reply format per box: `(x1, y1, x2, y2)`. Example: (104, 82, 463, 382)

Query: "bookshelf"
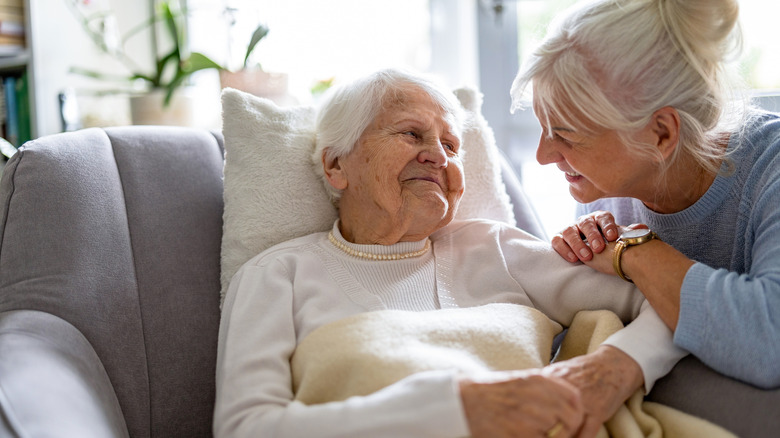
(0, 0, 35, 154)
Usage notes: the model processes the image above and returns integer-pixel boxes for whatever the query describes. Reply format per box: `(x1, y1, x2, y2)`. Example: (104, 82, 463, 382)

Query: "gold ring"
(546, 421, 564, 438)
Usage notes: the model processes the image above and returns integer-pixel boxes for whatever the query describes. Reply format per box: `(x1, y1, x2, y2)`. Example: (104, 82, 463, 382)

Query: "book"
(0, 33, 23, 45)
(3, 75, 17, 146)
(0, 44, 22, 56)
(0, 19, 23, 36)
(0, 7, 23, 23)
(14, 70, 28, 145)
(0, 30, 23, 56)
(0, 0, 23, 8)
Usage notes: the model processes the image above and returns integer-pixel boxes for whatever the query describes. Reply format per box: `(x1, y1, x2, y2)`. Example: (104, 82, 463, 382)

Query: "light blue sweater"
(579, 110, 780, 389)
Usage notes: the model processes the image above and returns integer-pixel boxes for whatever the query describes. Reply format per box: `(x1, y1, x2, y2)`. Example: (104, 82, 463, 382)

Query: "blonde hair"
(314, 68, 464, 201)
(511, 0, 744, 174)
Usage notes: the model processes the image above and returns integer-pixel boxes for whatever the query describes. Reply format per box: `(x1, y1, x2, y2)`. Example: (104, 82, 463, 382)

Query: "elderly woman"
(513, 0, 780, 388)
(214, 69, 683, 438)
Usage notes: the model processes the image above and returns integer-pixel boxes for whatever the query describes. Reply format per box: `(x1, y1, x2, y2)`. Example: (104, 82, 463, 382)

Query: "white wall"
(30, 0, 153, 136)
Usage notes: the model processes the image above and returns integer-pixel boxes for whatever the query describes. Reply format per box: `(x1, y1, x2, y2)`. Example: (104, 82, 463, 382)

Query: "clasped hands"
(551, 211, 648, 275)
(460, 344, 643, 438)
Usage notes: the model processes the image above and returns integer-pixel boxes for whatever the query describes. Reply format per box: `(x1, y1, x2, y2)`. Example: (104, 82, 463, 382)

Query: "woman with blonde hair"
(512, 0, 780, 389)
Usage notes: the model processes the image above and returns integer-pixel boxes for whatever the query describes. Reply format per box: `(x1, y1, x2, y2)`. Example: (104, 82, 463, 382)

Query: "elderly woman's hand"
(459, 369, 585, 438)
(542, 345, 644, 438)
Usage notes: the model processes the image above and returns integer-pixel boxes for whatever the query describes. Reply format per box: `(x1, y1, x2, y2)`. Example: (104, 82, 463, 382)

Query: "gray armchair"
(0, 127, 223, 437)
(0, 126, 776, 437)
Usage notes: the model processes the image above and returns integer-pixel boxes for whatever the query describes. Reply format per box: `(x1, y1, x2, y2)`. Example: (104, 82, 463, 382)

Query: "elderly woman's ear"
(322, 149, 348, 190)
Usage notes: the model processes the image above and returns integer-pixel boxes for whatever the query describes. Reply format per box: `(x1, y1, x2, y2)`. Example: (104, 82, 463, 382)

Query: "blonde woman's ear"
(651, 106, 681, 160)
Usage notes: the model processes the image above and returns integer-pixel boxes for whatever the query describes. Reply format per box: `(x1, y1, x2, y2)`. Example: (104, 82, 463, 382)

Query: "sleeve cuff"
(603, 303, 688, 393)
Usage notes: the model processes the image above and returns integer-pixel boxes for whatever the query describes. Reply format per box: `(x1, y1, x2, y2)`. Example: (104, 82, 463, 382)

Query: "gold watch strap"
(612, 241, 632, 282)
(612, 231, 659, 283)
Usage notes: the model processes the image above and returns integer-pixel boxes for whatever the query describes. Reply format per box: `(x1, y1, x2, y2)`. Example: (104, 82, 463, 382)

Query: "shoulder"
(240, 231, 329, 270)
(734, 111, 780, 188)
(433, 218, 544, 247)
(736, 110, 780, 158)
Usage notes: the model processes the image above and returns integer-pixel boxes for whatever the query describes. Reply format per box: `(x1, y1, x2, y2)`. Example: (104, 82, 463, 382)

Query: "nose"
(418, 139, 448, 167)
(536, 133, 562, 165)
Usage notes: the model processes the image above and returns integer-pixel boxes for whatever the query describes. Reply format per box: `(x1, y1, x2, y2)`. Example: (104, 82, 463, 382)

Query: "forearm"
(216, 370, 469, 438)
(619, 240, 694, 330)
(676, 264, 780, 388)
(583, 239, 694, 330)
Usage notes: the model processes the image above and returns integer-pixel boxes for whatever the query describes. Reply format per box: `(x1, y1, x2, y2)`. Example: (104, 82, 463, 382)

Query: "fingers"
(573, 416, 603, 438)
(522, 374, 584, 437)
(578, 211, 617, 253)
(551, 231, 581, 263)
(553, 211, 619, 263)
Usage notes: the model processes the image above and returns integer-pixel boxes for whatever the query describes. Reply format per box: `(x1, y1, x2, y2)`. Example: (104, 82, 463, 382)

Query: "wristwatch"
(612, 228, 659, 282)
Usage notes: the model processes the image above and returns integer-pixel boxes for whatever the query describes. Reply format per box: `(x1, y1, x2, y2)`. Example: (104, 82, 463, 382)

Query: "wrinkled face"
(533, 96, 658, 204)
(332, 86, 464, 243)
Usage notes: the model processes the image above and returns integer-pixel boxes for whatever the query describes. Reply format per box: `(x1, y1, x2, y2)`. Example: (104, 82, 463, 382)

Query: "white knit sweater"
(215, 219, 685, 437)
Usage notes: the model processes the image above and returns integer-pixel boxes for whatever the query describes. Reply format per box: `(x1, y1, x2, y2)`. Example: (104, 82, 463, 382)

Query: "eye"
(554, 133, 572, 146)
(403, 131, 420, 139)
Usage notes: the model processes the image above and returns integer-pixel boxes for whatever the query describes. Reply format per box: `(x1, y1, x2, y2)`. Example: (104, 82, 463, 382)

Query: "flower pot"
(219, 70, 296, 105)
(129, 89, 196, 126)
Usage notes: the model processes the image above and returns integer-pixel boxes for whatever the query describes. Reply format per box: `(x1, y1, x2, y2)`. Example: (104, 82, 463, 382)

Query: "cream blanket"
(291, 303, 735, 438)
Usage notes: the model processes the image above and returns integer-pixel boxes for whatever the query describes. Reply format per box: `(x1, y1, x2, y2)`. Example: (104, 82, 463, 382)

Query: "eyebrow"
(551, 126, 574, 132)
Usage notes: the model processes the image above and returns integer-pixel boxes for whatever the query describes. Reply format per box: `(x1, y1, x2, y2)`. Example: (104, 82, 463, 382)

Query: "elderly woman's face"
(330, 86, 464, 244)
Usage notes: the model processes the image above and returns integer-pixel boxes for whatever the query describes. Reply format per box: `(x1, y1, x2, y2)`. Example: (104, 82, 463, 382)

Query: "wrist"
(595, 345, 644, 391)
(612, 229, 659, 282)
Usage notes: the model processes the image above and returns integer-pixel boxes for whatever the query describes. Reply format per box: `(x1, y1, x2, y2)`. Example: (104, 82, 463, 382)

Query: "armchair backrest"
(0, 125, 544, 437)
(0, 126, 224, 437)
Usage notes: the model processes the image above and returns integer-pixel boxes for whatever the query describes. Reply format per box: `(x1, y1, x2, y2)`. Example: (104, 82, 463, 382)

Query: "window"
(188, 0, 435, 106)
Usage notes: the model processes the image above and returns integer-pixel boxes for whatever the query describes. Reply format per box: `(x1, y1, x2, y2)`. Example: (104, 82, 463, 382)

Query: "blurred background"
(3, 0, 778, 236)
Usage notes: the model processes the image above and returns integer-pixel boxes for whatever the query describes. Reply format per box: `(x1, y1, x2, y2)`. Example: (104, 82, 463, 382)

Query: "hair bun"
(657, 0, 740, 70)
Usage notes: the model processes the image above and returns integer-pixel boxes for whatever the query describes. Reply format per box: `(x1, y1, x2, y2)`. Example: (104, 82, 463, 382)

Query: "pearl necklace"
(328, 231, 431, 261)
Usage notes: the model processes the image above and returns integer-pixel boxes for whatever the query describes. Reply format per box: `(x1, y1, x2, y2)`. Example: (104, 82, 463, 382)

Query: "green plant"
(66, 0, 225, 105)
(240, 24, 269, 70)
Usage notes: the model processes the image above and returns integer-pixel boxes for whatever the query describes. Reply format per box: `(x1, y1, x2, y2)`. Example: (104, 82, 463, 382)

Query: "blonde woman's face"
(533, 109, 659, 204)
(333, 86, 464, 244)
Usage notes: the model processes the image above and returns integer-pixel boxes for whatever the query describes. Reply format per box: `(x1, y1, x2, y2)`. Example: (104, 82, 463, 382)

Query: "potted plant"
(66, 0, 225, 125)
(218, 21, 293, 104)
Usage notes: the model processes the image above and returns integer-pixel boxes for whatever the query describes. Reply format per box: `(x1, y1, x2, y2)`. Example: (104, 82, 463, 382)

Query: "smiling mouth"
(565, 171, 581, 177)
(408, 176, 439, 184)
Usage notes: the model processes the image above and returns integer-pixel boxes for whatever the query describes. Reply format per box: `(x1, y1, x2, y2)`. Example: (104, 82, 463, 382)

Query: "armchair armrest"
(648, 355, 780, 437)
(0, 310, 129, 438)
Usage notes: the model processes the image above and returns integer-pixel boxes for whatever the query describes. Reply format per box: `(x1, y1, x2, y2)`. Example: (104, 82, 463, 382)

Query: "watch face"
(621, 228, 652, 239)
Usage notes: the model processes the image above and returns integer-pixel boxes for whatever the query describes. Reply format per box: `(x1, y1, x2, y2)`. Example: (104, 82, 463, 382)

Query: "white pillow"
(220, 87, 515, 303)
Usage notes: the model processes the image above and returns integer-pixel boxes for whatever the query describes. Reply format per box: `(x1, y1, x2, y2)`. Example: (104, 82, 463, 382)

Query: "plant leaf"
(183, 52, 225, 73)
(243, 24, 269, 69)
(161, 2, 181, 62)
(155, 49, 182, 87)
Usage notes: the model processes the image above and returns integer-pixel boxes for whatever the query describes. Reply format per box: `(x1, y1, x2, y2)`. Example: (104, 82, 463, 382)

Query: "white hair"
(313, 68, 465, 201)
(511, 0, 745, 174)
